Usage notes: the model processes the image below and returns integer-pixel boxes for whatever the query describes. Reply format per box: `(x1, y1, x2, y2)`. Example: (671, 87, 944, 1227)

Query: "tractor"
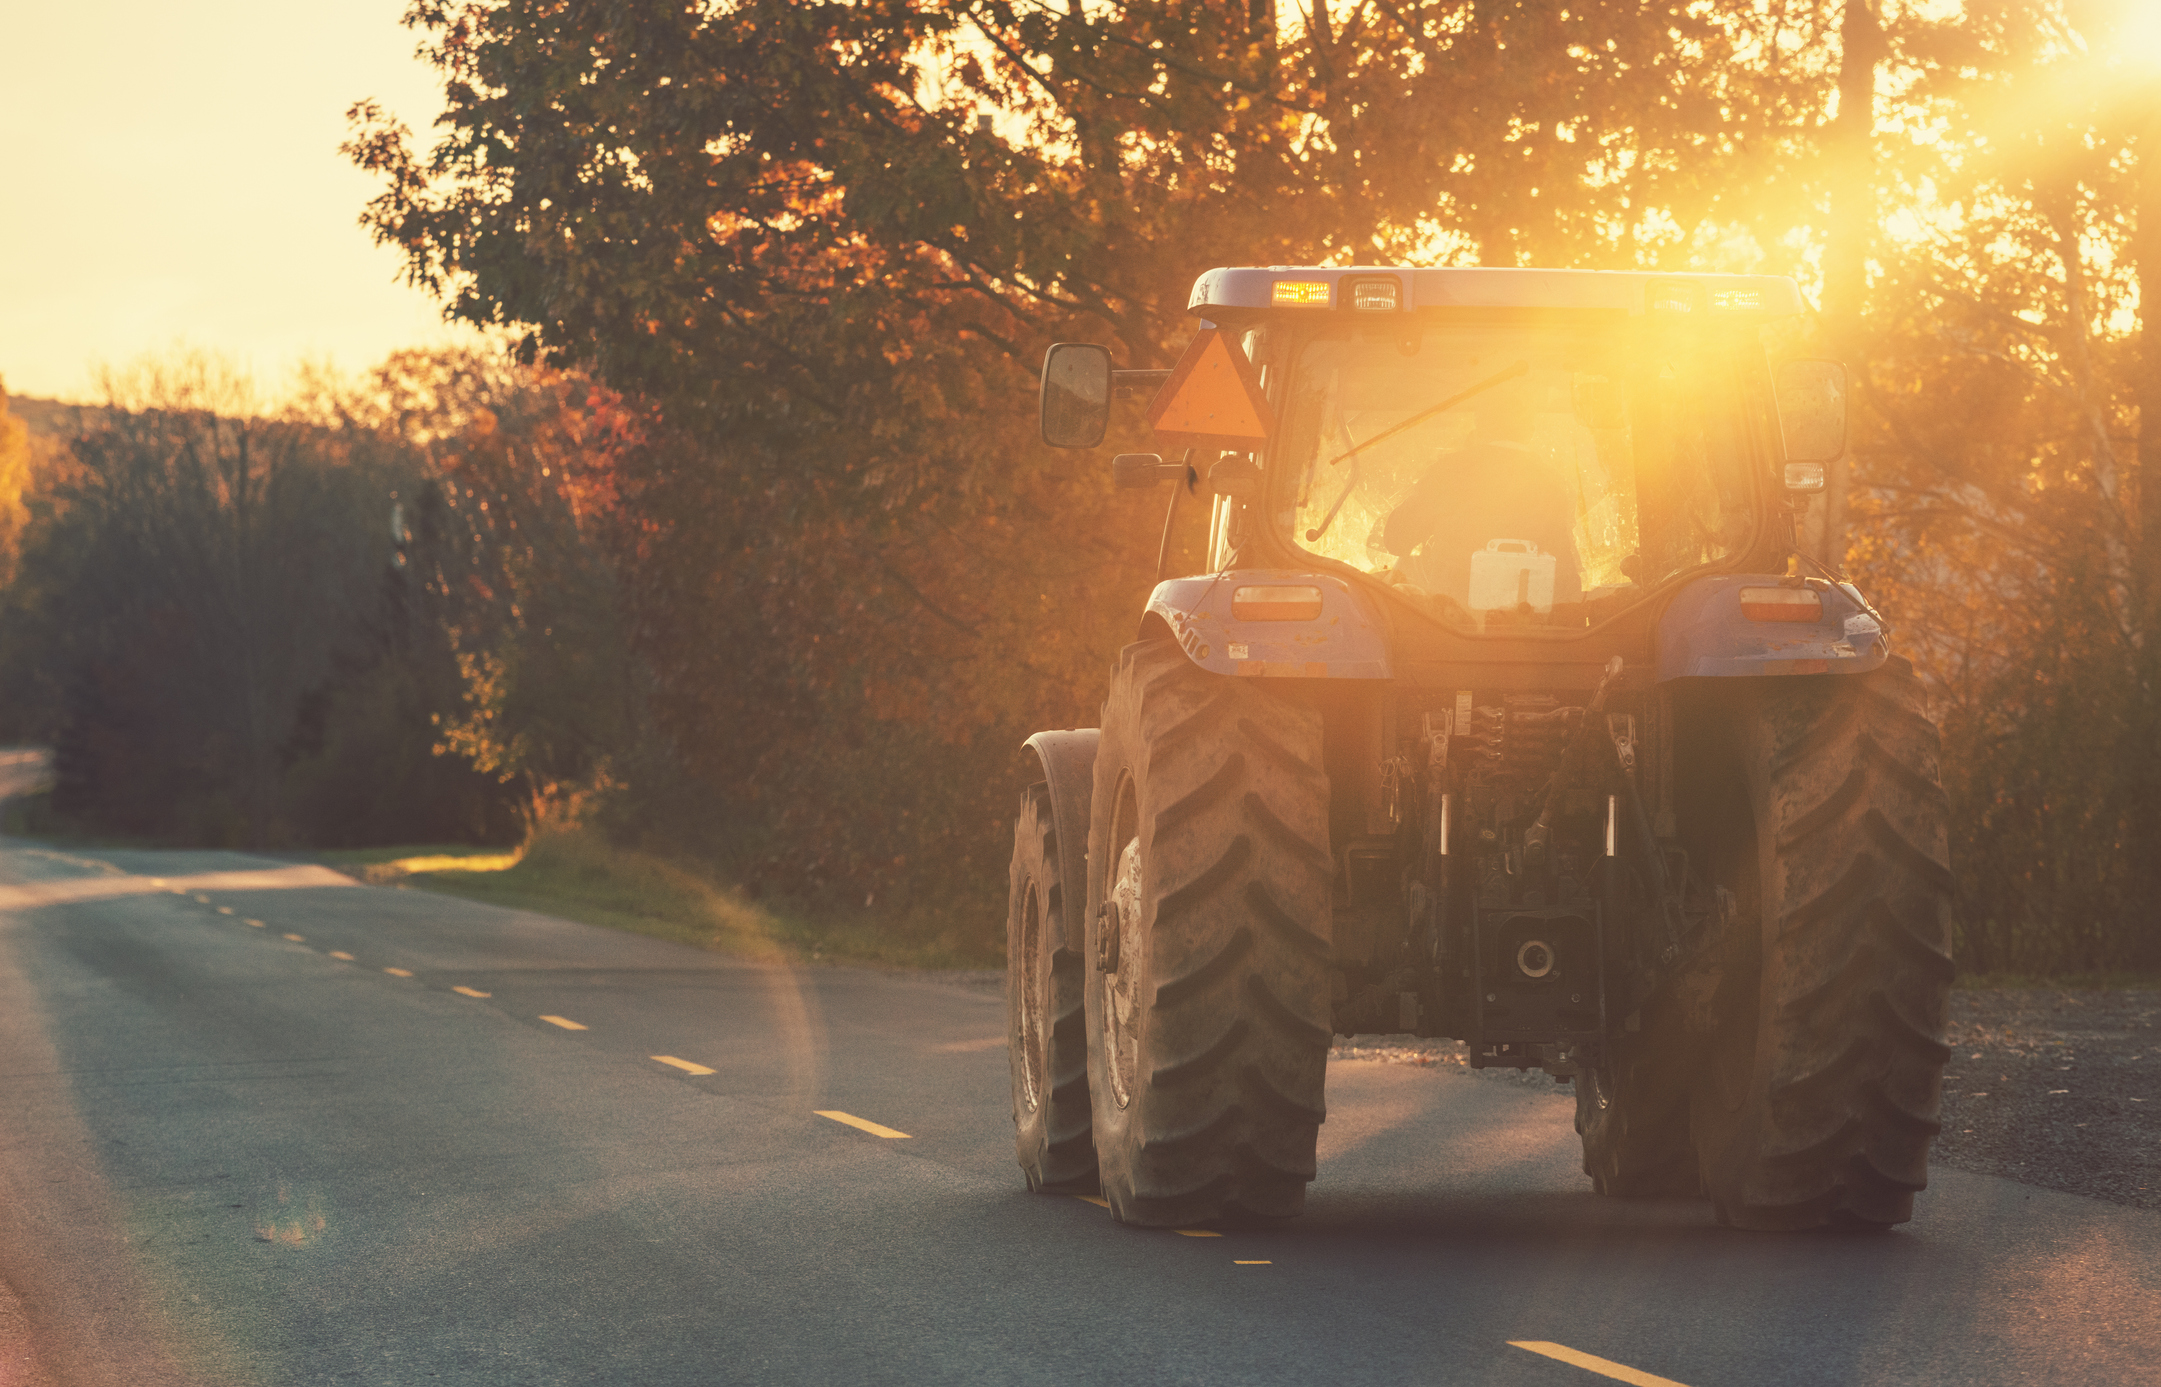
(1007, 266, 1953, 1232)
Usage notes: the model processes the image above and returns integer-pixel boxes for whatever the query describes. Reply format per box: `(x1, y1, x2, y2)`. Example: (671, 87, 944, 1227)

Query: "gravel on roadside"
(1932, 987, 2159, 1211)
(1330, 1034, 1573, 1091)
(1332, 987, 2161, 1211)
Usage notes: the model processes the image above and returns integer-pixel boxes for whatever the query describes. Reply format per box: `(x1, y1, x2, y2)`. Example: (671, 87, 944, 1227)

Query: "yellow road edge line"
(383, 967, 414, 978)
(1233, 1260, 1272, 1264)
(329, 952, 354, 961)
(1075, 1195, 1110, 1209)
(1175, 1229, 1222, 1237)
(539, 1014, 587, 1030)
(814, 1110, 910, 1139)
(282, 933, 305, 942)
(1508, 1341, 1691, 1387)
(452, 986, 491, 999)
(653, 1055, 715, 1075)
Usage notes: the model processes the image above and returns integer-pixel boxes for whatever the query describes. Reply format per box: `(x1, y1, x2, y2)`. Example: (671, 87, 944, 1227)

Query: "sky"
(0, 1, 480, 403)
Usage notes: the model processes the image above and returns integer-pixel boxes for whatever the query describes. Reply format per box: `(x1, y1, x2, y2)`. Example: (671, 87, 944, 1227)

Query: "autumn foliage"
(340, 0, 2160, 966)
(4, 2, 2154, 971)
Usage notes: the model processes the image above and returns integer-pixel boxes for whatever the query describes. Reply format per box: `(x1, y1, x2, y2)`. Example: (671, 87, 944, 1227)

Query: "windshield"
(1277, 321, 1757, 630)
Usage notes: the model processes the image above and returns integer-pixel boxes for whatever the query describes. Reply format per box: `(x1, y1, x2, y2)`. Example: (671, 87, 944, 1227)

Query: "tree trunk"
(1823, 0, 1884, 574)
(2131, 105, 2161, 968)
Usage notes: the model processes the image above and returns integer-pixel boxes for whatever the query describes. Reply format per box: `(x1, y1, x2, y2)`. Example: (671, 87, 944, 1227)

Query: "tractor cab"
(1043, 266, 1850, 639)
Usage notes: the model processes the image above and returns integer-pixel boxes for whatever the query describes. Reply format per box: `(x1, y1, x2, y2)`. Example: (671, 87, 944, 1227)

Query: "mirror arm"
(1113, 453, 1192, 488)
(1114, 369, 1172, 404)
(1155, 449, 1196, 582)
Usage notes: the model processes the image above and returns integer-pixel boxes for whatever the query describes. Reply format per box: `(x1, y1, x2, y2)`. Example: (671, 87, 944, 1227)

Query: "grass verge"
(48, 814, 2152, 986)
(1953, 970, 2161, 991)
(321, 829, 1004, 972)
(0, 789, 124, 846)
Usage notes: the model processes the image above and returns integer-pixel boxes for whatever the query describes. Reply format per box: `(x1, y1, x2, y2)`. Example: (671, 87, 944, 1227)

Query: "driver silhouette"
(1376, 385, 1580, 611)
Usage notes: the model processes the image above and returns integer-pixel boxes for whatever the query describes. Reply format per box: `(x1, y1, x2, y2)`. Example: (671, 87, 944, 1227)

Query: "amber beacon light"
(1270, 280, 1333, 307)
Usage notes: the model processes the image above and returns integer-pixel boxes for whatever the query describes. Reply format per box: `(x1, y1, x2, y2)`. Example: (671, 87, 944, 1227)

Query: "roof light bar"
(1188, 267, 1808, 318)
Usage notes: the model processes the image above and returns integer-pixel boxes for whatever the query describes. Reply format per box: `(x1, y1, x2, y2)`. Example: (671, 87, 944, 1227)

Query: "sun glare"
(2115, 6, 2161, 68)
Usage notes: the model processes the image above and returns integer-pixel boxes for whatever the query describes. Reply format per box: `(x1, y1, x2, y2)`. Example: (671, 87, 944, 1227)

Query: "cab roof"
(1186, 266, 1807, 320)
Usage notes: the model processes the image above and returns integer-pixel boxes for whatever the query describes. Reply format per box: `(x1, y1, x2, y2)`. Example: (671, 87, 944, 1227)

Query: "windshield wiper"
(1303, 358, 1530, 544)
(1303, 416, 1365, 542)
(1317, 358, 1529, 471)
(1304, 451, 1364, 542)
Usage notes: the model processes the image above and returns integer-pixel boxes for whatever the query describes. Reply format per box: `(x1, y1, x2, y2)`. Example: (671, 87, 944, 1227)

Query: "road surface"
(0, 837, 2156, 1386)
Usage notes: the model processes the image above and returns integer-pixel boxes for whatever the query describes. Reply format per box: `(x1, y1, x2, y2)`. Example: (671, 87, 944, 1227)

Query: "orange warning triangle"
(1147, 328, 1276, 449)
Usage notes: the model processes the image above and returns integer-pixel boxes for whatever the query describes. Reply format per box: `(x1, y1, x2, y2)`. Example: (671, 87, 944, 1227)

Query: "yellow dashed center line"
(216, 906, 234, 915)
(653, 1055, 715, 1075)
(193, 895, 210, 904)
(1074, 1195, 1110, 1209)
(815, 1110, 910, 1139)
(282, 933, 305, 942)
(329, 952, 354, 961)
(1233, 1260, 1272, 1265)
(384, 968, 413, 978)
(452, 986, 491, 999)
(539, 1015, 587, 1030)
(244, 919, 265, 927)
(1175, 1229, 1222, 1238)
(1509, 1341, 1690, 1387)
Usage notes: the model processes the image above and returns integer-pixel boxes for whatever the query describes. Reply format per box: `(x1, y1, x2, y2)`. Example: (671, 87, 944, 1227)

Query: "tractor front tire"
(1086, 640, 1335, 1227)
(1691, 659, 1955, 1230)
(1575, 1006, 1700, 1196)
(1007, 782, 1097, 1193)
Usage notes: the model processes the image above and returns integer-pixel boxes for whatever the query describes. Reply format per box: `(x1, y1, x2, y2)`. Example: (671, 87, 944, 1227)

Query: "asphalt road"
(2, 840, 2158, 1387)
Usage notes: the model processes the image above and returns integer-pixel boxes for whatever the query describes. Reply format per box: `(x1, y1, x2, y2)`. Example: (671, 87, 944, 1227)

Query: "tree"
(1849, 0, 2160, 970)
(347, 0, 1859, 918)
(0, 352, 522, 847)
(0, 382, 32, 589)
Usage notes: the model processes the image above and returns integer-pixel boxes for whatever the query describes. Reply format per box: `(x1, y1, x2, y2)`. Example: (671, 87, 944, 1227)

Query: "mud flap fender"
(1143, 570, 1392, 679)
(1657, 574, 1890, 680)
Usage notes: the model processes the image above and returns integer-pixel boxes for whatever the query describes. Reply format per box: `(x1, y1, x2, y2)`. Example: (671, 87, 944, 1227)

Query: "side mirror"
(1774, 359, 1848, 466)
(1207, 454, 1259, 498)
(1040, 343, 1112, 449)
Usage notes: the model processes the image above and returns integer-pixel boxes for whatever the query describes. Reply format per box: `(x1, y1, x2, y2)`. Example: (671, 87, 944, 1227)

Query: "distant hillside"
(6, 396, 108, 440)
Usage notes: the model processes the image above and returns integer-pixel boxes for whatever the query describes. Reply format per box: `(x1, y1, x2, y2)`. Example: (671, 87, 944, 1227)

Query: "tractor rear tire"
(1691, 658, 1955, 1230)
(1086, 640, 1335, 1227)
(1007, 782, 1097, 1193)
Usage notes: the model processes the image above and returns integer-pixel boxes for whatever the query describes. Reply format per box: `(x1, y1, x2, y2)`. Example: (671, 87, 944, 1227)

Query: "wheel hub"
(1016, 881, 1044, 1113)
(1103, 835, 1144, 1109)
